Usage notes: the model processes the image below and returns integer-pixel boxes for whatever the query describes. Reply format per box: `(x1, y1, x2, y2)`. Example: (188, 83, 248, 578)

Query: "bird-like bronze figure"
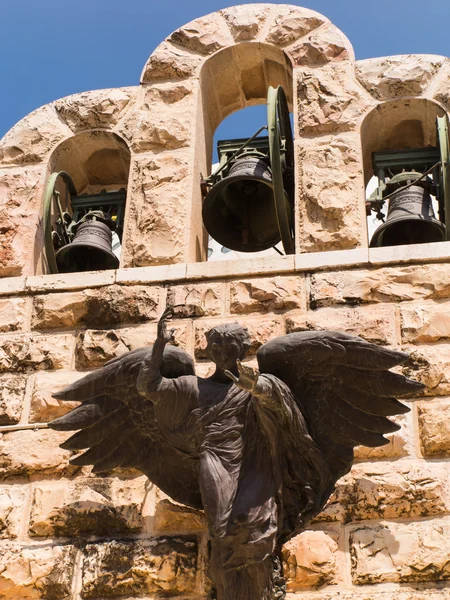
(49, 307, 424, 600)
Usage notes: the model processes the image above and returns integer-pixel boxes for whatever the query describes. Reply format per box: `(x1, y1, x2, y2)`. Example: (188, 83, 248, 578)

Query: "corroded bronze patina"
(49, 307, 423, 600)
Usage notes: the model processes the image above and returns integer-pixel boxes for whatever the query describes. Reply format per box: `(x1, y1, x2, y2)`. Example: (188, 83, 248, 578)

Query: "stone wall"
(1, 2, 450, 599)
(0, 248, 449, 598)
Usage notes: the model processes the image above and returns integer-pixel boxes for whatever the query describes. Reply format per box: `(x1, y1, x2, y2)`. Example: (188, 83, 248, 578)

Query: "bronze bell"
(202, 153, 292, 252)
(55, 219, 120, 273)
(370, 173, 445, 247)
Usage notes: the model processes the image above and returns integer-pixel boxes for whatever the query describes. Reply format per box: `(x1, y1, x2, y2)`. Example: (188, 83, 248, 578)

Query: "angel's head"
(205, 322, 251, 370)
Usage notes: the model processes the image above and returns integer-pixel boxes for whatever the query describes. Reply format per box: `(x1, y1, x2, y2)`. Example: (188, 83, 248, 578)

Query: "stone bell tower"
(0, 4, 450, 599)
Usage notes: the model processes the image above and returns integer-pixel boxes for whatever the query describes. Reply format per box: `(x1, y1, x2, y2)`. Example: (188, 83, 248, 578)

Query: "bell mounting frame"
(437, 115, 450, 240)
(43, 171, 78, 274)
(267, 85, 295, 255)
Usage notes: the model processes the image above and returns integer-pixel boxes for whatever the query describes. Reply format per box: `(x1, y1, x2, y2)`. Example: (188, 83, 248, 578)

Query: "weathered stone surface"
(0, 486, 27, 538)
(169, 14, 231, 55)
(0, 334, 73, 373)
(354, 414, 409, 461)
(282, 530, 340, 591)
(0, 375, 27, 425)
(401, 302, 450, 344)
(167, 282, 223, 317)
(141, 42, 203, 83)
(195, 318, 282, 359)
(0, 105, 69, 166)
(286, 304, 398, 346)
(30, 477, 147, 537)
(0, 429, 76, 479)
(417, 400, 450, 457)
(81, 537, 198, 597)
(29, 371, 83, 423)
(297, 133, 365, 252)
(317, 462, 448, 523)
(400, 345, 450, 396)
(0, 541, 76, 599)
(293, 589, 450, 600)
(288, 24, 350, 67)
(118, 84, 194, 153)
(356, 55, 445, 100)
(433, 60, 450, 111)
(53, 87, 136, 132)
(297, 64, 370, 136)
(230, 277, 303, 314)
(0, 298, 28, 333)
(153, 496, 206, 534)
(266, 5, 324, 47)
(221, 4, 271, 41)
(0, 167, 42, 277)
(310, 264, 450, 308)
(75, 323, 187, 369)
(350, 520, 450, 584)
(32, 285, 160, 330)
(121, 155, 189, 267)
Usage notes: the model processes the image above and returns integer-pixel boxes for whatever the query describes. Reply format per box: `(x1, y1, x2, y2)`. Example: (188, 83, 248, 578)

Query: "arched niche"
(191, 42, 293, 261)
(35, 131, 131, 274)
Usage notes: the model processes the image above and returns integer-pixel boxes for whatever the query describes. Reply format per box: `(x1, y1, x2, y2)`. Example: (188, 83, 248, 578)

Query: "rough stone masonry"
(0, 3, 450, 599)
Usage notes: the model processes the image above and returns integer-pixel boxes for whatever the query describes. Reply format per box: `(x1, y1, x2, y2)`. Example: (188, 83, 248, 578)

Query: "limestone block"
(0, 486, 27, 538)
(0, 541, 76, 599)
(29, 476, 147, 537)
(0, 166, 43, 277)
(297, 133, 365, 252)
(141, 41, 203, 83)
(286, 304, 398, 346)
(0, 429, 76, 479)
(0, 333, 73, 373)
(221, 4, 271, 42)
(317, 462, 448, 523)
(266, 5, 325, 47)
(350, 520, 450, 584)
(31, 284, 161, 330)
(169, 14, 232, 55)
(433, 59, 450, 111)
(287, 24, 350, 67)
(230, 276, 304, 314)
(297, 64, 370, 136)
(153, 496, 206, 534)
(356, 55, 445, 100)
(0, 298, 28, 333)
(118, 83, 194, 153)
(417, 399, 450, 457)
(81, 537, 198, 597)
(354, 414, 409, 461)
(167, 282, 223, 318)
(401, 302, 450, 343)
(121, 155, 189, 267)
(400, 345, 450, 396)
(0, 375, 27, 425)
(195, 317, 282, 359)
(75, 323, 187, 369)
(29, 371, 83, 423)
(310, 264, 450, 308)
(294, 590, 450, 600)
(53, 87, 136, 132)
(282, 530, 340, 591)
(0, 105, 69, 166)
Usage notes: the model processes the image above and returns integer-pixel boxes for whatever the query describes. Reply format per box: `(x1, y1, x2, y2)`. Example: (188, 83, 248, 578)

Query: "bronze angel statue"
(49, 307, 423, 600)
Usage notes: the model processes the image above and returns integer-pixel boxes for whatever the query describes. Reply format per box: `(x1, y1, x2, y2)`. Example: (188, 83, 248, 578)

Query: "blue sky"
(1, 0, 449, 143)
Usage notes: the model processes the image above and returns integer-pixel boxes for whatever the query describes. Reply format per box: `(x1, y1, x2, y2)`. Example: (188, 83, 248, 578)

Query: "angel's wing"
(257, 331, 424, 481)
(48, 345, 202, 509)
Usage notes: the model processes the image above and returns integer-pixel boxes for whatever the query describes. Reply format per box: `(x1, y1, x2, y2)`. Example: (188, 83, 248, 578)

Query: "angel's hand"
(225, 360, 260, 392)
(157, 306, 175, 344)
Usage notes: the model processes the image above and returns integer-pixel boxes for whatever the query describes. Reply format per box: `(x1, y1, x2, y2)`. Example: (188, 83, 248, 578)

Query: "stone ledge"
(26, 270, 116, 292)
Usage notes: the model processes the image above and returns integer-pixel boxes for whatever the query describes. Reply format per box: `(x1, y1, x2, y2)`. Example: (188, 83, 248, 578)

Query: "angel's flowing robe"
(145, 372, 332, 600)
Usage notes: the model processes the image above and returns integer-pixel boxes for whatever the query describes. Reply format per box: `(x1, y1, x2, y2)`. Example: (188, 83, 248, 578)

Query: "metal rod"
(211, 125, 268, 180)
(0, 423, 49, 433)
